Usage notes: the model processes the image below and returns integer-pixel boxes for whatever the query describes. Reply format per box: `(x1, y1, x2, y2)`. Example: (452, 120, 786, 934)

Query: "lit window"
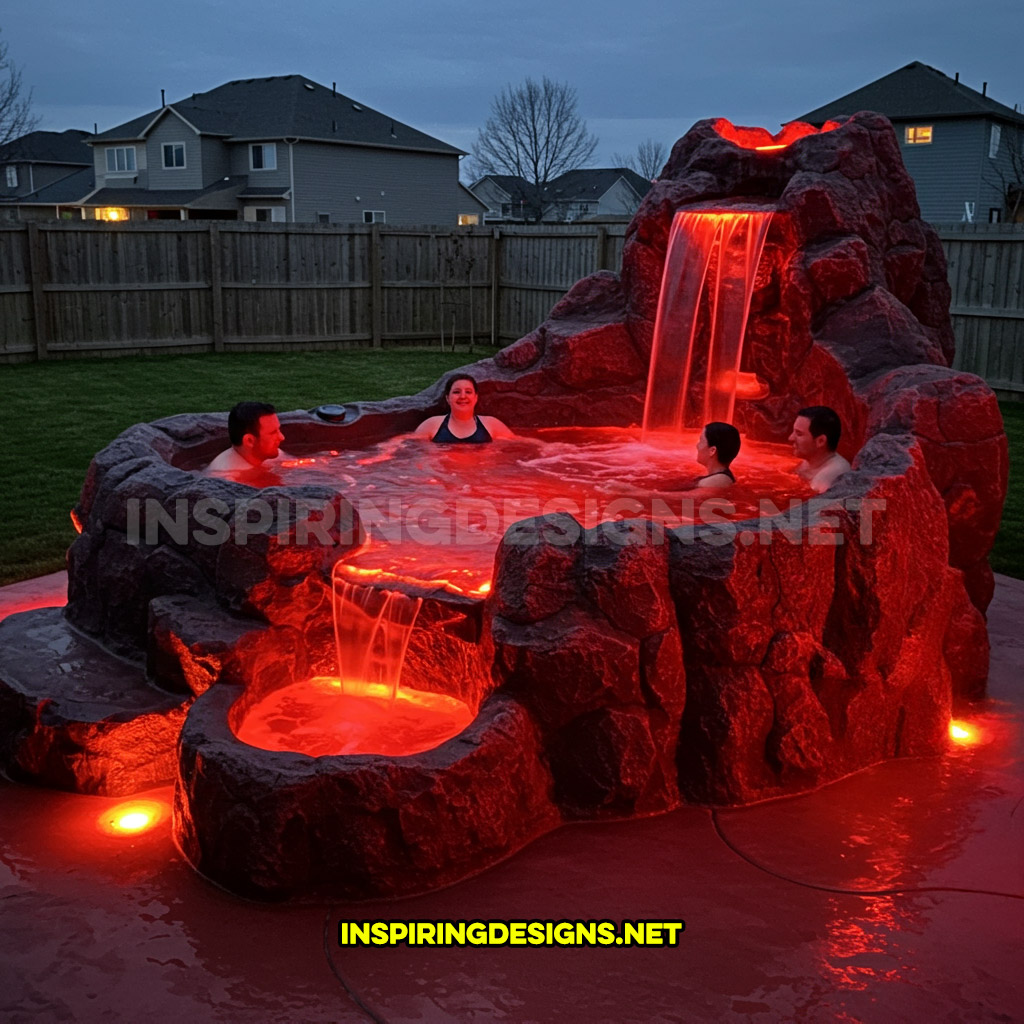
(989, 124, 1001, 159)
(5, 165, 16, 187)
(363, 210, 385, 223)
(250, 143, 277, 171)
(96, 207, 130, 221)
(105, 146, 137, 173)
(904, 126, 933, 145)
(162, 143, 185, 169)
(458, 214, 479, 226)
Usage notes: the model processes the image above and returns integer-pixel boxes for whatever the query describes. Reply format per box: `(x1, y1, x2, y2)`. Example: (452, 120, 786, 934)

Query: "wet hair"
(703, 421, 741, 467)
(797, 406, 841, 452)
(444, 374, 479, 398)
(228, 401, 276, 446)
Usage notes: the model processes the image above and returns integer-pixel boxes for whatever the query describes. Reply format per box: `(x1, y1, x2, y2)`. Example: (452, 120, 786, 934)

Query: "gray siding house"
(798, 62, 1024, 223)
(0, 129, 95, 220)
(80, 75, 466, 224)
(470, 168, 652, 223)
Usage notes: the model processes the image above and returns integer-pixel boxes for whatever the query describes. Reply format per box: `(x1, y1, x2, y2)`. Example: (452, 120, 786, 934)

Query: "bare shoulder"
(413, 415, 444, 439)
(480, 416, 515, 439)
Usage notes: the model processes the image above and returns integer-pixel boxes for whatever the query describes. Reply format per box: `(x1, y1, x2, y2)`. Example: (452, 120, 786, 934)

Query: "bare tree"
(983, 122, 1024, 222)
(1, 30, 38, 146)
(472, 77, 598, 221)
(612, 138, 668, 181)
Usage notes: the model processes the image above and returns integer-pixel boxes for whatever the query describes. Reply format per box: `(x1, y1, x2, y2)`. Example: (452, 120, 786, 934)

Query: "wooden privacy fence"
(2, 220, 1022, 395)
(0, 221, 625, 361)
(939, 223, 1024, 395)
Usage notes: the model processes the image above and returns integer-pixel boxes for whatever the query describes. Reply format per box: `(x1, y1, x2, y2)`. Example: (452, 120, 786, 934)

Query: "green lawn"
(1, 354, 1021, 585)
(991, 401, 1024, 580)
(0, 349, 472, 584)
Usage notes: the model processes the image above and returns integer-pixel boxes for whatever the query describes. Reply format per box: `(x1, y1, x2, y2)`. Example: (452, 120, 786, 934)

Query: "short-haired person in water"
(205, 401, 286, 475)
(695, 421, 741, 489)
(414, 374, 514, 443)
(789, 405, 851, 493)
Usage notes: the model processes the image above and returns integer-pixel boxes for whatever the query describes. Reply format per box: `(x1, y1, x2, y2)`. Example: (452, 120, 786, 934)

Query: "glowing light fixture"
(97, 799, 166, 836)
(97, 207, 130, 222)
(949, 720, 976, 744)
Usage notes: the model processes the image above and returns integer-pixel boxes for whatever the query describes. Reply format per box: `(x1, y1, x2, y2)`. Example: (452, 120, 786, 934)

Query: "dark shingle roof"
(798, 61, 1024, 126)
(83, 176, 250, 208)
(0, 166, 95, 205)
(470, 174, 531, 199)
(91, 75, 464, 155)
(0, 129, 93, 165)
(543, 168, 653, 202)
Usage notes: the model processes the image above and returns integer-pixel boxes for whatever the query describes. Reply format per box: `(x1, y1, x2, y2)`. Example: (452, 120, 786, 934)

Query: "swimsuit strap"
(432, 414, 493, 444)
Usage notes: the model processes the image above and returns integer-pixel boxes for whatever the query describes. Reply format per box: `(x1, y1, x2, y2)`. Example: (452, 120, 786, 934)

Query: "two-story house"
(80, 75, 467, 224)
(797, 62, 1024, 223)
(470, 168, 653, 223)
(539, 168, 652, 222)
(0, 129, 95, 220)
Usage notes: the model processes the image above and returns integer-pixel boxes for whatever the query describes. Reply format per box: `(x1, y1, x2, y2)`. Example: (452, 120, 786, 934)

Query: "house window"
(317, 212, 331, 224)
(989, 208, 1003, 223)
(989, 125, 1001, 159)
(250, 144, 277, 171)
(96, 207, 130, 221)
(162, 143, 186, 169)
(105, 146, 137, 173)
(457, 214, 479, 226)
(904, 126, 933, 145)
(5, 165, 16, 187)
(363, 210, 386, 223)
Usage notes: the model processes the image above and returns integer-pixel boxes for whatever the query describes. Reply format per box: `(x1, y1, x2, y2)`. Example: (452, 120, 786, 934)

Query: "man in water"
(205, 401, 286, 475)
(789, 405, 852, 493)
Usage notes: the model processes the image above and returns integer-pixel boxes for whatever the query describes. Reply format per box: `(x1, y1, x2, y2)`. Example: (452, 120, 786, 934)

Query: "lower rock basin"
(233, 677, 474, 758)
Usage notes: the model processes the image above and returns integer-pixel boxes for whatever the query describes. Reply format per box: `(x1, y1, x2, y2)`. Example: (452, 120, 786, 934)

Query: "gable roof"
(91, 75, 464, 155)
(0, 129, 93, 166)
(470, 174, 531, 199)
(798, 61, 1024, 126)
(543, 168, 653, 202)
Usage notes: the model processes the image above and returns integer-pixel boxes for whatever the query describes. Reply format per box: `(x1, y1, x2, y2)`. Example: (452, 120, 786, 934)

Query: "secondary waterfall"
(642, 209, 773, 436)
(331, 571, 422, 701)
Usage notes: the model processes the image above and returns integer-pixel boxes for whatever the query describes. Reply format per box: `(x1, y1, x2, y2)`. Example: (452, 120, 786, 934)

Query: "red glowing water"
(271, 427, 812, 596)
(644, 210, 773, 434)
(234, 677, 473, 757)
(713, 118, 841, 150)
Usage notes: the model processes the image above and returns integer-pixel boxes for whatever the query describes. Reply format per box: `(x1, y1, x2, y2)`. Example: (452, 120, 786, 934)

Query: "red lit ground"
(276, 428, 813, 597)
(1, 572, 1021, 1021)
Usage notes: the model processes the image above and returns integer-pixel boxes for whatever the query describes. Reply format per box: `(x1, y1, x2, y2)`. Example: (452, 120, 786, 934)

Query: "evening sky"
(4, 0, 1021, 177)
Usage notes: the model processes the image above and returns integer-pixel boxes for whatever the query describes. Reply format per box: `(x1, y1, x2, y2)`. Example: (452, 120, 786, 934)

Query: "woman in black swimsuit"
(694, 421, 740, 489)
(414, 374, 514, 443)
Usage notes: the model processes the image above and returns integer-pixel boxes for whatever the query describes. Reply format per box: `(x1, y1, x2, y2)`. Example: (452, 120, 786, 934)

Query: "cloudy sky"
(4, 0, 1021, 173)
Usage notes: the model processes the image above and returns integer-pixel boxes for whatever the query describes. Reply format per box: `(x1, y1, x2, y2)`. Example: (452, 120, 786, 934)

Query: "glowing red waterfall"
(332, 572, 422, 700)
(643, 210, 773, 435)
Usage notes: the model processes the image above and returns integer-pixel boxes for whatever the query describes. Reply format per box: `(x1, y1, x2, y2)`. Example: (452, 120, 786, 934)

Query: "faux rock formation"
(0, 113, 1007, 899)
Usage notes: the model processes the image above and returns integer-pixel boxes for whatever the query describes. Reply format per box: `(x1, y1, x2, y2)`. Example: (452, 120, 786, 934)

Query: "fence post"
(209, 224, 224, 352)
(489, 227, 501, 347)
(595, 226, 610, 271)
(370, 223, 383, 347)
(26, 223, 49, 360)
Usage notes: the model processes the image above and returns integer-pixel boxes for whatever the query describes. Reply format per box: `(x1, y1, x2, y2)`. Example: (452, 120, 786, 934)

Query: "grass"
(0, 348, 472, 584)
(990, 401, 1024, 579)
(1, 354, 1021, 585)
